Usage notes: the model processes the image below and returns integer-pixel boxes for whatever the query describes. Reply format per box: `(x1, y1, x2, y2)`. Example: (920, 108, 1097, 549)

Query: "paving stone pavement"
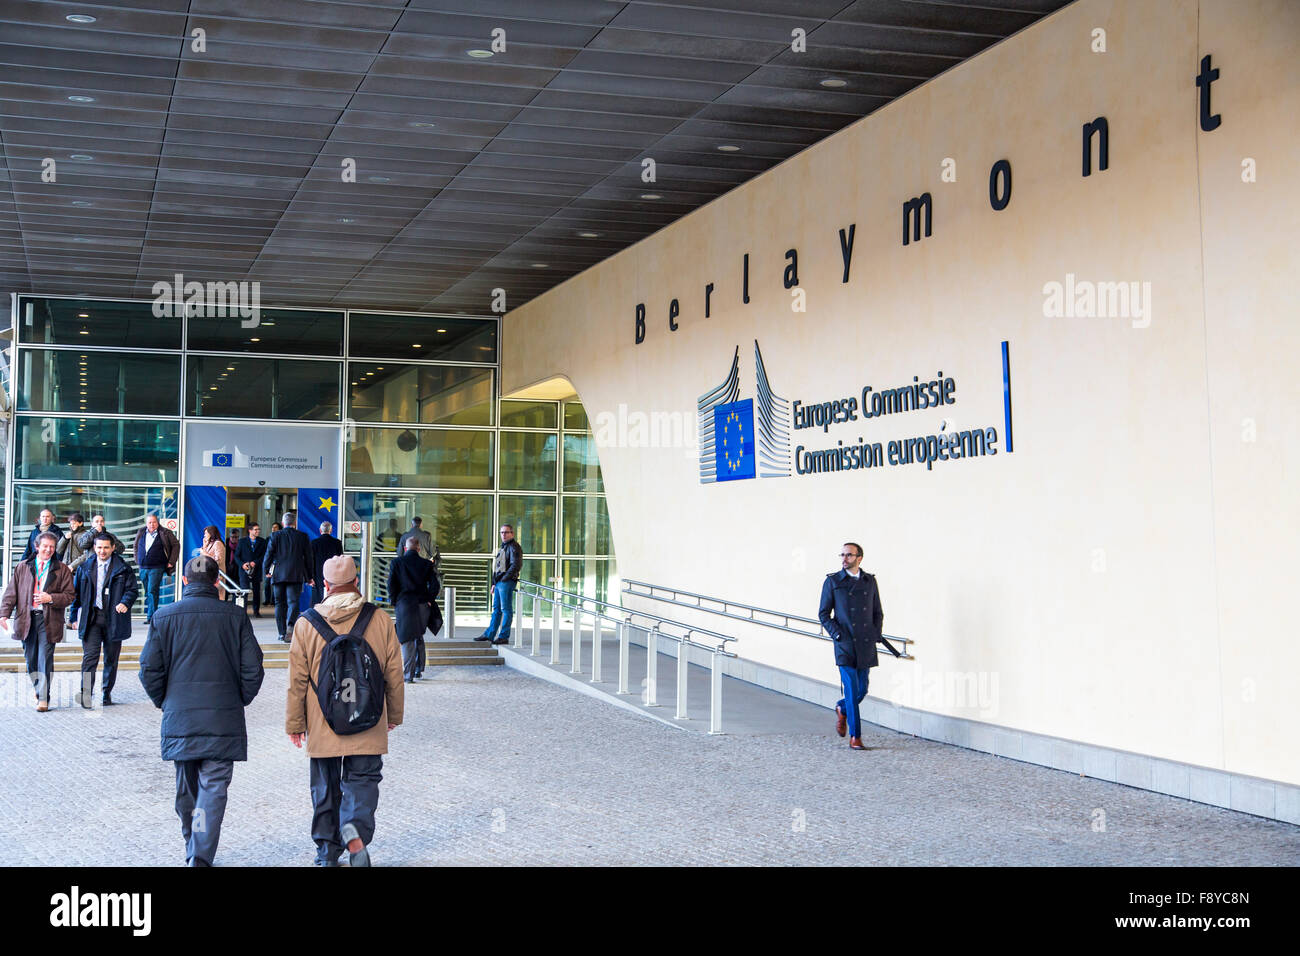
(2, 666, 1298, 866)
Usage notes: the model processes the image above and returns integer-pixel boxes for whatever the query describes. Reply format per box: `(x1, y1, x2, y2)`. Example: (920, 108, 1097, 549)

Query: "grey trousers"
(401, 637, 425, 680)
(310, 754, 382, 864)
(174, 758, 234, 866)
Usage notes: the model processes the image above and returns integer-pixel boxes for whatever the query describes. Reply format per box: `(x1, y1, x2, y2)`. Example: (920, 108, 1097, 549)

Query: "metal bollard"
(444, 586, 456, 640)
(570, 608, 583, 674)
(645, 626, 659, 706)
(549, 599, 561, 665)
(617, 622, 629, 694)
(590, 615, 602, 683)
(675, 637, 689, 720)
(530, 593, 541, 657)
(709, 648, 724, 734)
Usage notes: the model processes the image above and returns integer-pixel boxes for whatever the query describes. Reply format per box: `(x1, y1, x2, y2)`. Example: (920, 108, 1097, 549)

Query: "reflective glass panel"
(347, 427, 493, 490)
(18, 348, 181, 416)
(15, 416, 179, 482)
(499, 400, 558, 429)
(10, 484, 178, 552)
(439, 556, 492, 616)
(518, 558, 555, 616)
(18, 297, 182, 349)
(349, 363, 493, 426)
(497, 494, 556, 556)
(187, 308, 343, 356)
(348, 314, 496, 362)
(563, 401, 590, 431)
(344, 491, 493, 554)
(186, 356, 340, 420)
(498, 432, 556, 491)
(561, 434, 604, 493)
(562, 495, 612, 556)
(562, 558, 617, 604)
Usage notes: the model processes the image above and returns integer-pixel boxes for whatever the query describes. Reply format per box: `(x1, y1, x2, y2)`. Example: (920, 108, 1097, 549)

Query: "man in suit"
(234, 523, 268, 617)
(818, 541, 884, 751)
(308, 520, 344, 608)
(264, 511, 312, 642)
(20, 509, 62, 563)
(1, 532, 75, 712)
(139, 555, 264, 867)
(387, 536, 440, 682)
(133, 512, 180, 623)
(73, 533, 139, 708)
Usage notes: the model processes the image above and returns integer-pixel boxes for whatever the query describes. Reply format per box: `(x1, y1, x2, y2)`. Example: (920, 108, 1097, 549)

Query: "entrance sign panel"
(185, 422, 339, 486)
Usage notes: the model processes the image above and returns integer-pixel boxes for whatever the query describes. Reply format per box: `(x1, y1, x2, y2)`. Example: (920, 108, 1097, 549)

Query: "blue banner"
(298, 488, 340, 542)
(183, 485, 227, 559)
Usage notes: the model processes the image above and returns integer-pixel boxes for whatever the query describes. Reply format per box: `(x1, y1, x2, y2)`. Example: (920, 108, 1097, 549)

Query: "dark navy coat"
(818, 569, 884, 670)
(73, 553, 139, 643)
(233, 534, 267, 570)
(138, 581, 264, 761)
(387, 550, 440, 643)
(264, 527, 311, 584)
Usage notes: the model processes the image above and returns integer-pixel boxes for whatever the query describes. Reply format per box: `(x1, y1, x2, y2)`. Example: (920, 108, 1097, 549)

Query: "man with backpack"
(285, 555, 404, 867)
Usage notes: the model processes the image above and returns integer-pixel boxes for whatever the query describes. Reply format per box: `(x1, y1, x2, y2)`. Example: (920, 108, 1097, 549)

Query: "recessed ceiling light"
(578, 231, 600, 238)
(249, 337, 260, 342)
(78, 329, 89, 335)
(69, 154, 93, 161)
(367, 176, 391, 183)
(466, 49, 493, 58)
(71, 200, 93, 207)
(717, 144, 741, 152)
(411, 343, 422, 348)
(436, 328, 446, 333)
(407, 122, 436, 129)
(209, 386, 218, 391)
(67, 95, 96, 103)
(530, 262, 549, 269)
(819, 78, 848, 88)
(66, 14, 98, 24)
(263, 321, 275, 326)
(225, 366, 235, 371)
(640, 193, 661, 200)
(79, 391, 87, 395)
(77, 312, 89, 318)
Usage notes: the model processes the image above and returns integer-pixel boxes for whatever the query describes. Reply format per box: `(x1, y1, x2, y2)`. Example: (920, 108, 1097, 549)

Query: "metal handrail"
(217, 568, 250, 600)
(621, 578, 915, 660)
(517, 580, 735, 734)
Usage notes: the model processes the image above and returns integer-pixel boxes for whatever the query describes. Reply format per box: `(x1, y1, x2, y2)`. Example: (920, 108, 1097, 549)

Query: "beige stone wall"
(502, 0, 1300, 784)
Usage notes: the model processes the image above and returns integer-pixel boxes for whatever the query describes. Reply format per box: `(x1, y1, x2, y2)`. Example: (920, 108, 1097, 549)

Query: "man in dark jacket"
(818, 542, 884, 751)
(20, 509, 62, 563)
(139, 555, 265, 867)
(133, 513, 180, 623)
(308, 520, 344, 608)
(73, 534, 140, 707)
(234, 523, 267, 617)
(264, 511, 312, 642)
(476, 524, 523, 645)
(58, 513, 90, 628)
(1, 532, 75, 712)
(79, 514, 125, 557)
(388, 536, 440, 682)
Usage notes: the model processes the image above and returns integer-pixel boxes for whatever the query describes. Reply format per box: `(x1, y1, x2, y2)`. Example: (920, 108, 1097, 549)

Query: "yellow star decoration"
(722, 410, 745, 471)
(318, 496, 336, 513)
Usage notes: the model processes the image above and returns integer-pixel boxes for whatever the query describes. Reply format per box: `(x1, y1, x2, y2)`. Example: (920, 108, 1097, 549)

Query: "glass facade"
(5, 295, 613, 618)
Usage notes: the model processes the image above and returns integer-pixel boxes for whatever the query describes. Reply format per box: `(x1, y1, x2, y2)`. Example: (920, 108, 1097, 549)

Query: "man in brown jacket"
(286, 555, 404, 867)
(1, 532, 75, 711)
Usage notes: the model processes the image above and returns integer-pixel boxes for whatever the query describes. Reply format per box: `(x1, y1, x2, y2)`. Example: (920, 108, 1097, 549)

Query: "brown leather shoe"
(849, 736, 867, 750)
(835, 705, 847, 738)
(36, 700, 49, 713)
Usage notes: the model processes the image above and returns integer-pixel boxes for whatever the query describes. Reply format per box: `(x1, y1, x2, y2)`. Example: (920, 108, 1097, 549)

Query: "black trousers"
(273, 581, 303, 638)
(81, 613, 122, 697)
(22, 611, 55, 703)
(238, 567, 261, 612)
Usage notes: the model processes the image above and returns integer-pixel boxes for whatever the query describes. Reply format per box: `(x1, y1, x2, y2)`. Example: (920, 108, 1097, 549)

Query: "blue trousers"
(22, 612, 54, 703)
(175, 758, 233, 866)
(140, 566, 165, 620)
(273, 581, 303, 638)
(482, 580, 516, 640)
(310, 755, 382, 864)
(837, 666, 871, 739)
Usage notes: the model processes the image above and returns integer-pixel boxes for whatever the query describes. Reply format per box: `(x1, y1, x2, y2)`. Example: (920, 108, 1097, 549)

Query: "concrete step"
(0, 660, 290, 672)
(424, 655, 503, 666)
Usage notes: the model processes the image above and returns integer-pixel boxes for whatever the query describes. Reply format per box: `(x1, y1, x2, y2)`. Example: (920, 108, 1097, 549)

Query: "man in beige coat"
(286, 555, 404, 867)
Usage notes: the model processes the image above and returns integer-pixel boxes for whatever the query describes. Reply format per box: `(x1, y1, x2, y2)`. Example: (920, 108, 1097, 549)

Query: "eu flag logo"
(210, 452, 232, 467)
(714, 399, 755, 482)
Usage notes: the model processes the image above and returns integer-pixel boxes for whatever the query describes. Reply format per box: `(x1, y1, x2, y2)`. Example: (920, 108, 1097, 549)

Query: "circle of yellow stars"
(721, 409, 746, 472)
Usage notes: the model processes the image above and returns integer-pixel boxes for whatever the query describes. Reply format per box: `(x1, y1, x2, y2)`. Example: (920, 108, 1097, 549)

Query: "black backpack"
(303, 603, 385, 736)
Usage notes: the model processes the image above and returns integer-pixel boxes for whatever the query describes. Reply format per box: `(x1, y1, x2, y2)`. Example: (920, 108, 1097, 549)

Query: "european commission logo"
(204, 446, 248, 469)
(698, 341, 790, 484)
(210, 453, 233, 467)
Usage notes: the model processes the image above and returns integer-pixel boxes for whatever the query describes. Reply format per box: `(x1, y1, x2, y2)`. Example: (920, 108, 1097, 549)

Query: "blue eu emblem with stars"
(210, 452, 232, 467)
(714, 399, 756, 482)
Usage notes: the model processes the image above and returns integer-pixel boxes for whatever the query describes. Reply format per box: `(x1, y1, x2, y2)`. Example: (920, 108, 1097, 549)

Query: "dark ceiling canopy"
(0, 0, 1072, 315)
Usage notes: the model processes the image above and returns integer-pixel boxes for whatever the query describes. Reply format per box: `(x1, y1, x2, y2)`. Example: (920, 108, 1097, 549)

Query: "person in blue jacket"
(72, 533, 139, 708)
(818, 542, 884, 751)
